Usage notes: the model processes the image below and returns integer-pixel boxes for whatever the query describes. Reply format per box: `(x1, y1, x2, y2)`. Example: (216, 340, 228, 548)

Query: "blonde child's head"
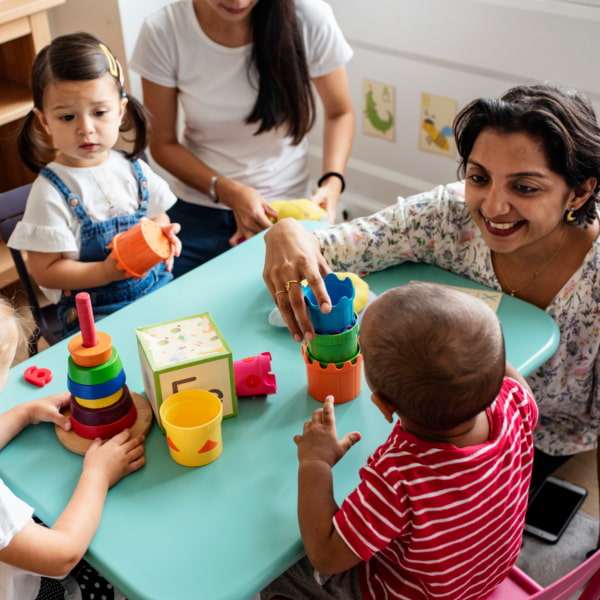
(360, 282, 505, 431)
(18, 31, 150, 173)
(0, 296, 31, 390)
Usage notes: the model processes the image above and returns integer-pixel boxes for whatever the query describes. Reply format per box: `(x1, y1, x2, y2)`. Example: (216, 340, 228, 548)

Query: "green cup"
(307, 317, 358, 364)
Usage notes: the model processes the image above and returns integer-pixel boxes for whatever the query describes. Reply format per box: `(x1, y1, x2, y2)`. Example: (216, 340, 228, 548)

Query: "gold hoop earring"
(565, 210, 577, 222)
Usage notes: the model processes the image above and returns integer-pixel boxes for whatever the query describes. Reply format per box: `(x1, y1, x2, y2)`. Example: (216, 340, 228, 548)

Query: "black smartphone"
(524, 476, 588, 543)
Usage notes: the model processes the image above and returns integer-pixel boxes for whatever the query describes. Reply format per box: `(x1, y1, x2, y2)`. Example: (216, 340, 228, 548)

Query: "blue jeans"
(168, 200, 236, 278)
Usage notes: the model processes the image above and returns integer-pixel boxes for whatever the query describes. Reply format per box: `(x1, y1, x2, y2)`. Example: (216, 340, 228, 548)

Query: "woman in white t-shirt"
(130, 0, 354, 276)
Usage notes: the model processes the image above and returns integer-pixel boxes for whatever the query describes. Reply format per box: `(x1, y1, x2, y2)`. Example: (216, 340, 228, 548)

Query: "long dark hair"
(246, 0, 316, 145)
(18, 32, 149, 173)
(454, 84, 600, 228)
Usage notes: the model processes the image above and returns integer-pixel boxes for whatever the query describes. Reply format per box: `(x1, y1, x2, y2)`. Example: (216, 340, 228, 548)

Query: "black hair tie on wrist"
(317, 171, 346, 193)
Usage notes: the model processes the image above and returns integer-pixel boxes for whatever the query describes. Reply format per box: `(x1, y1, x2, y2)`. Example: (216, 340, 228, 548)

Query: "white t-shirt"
(8, 151, 177, 302)
(129, 0, 353, 209)
(0, 479, 40, 600)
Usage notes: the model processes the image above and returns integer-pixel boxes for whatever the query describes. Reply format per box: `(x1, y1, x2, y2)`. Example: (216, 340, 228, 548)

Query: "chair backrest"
(535, 548, 600, 600)
(488, 549, 600, 600)
(0, 184, 62, 353)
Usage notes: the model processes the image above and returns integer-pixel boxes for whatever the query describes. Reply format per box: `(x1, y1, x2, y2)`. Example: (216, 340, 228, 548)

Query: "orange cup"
(108, 219, 171, 279)
(302, 343, 363, 404)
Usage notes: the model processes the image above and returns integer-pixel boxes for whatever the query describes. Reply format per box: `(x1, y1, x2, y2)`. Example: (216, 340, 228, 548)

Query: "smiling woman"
(262, 82, 600, 555)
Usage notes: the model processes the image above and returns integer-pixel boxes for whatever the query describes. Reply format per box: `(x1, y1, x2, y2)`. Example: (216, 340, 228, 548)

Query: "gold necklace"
(493, 228, 568, 297)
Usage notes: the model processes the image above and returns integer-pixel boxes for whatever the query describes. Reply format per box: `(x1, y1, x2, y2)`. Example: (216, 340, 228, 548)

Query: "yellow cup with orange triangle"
(160, 390, 223, 467)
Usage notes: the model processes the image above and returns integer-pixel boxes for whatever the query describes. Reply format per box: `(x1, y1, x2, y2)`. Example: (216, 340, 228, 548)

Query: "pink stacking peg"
(233, 352, 277, 397)
(75, 292, 98, 347)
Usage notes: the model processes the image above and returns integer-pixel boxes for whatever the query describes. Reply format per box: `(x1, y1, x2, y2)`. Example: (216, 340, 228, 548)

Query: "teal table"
(0, 225, 559, 600)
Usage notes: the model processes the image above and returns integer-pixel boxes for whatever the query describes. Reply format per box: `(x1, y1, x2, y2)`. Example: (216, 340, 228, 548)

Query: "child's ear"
(33, 108, 51, 136)
(371, 392, 395, 423)
(119, 95, 128, 120)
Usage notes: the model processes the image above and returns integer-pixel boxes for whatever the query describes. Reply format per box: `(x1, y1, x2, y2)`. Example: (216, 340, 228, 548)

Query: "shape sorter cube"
(136, 313, 237, 431)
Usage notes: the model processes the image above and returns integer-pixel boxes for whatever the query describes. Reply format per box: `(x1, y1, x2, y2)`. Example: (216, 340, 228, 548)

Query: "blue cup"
(304, 273, 355, 334)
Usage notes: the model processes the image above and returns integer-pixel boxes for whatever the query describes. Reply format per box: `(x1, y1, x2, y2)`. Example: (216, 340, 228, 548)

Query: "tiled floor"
(555, 449, 599, 519)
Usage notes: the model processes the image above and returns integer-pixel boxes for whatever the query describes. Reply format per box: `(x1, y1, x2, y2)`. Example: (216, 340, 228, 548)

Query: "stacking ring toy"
(68, 369, 126, 400)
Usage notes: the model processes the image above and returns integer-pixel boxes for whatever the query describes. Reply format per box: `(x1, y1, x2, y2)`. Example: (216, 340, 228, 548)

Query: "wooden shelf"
(0, 0, 65, 286)
(0, 80, 32, 126)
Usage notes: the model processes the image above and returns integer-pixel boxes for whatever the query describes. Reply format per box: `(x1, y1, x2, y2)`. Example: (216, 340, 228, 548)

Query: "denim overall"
(40, 160, 172, 337)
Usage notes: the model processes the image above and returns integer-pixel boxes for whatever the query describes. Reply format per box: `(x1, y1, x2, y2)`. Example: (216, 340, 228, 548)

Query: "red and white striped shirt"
(333, 377, 537, 600)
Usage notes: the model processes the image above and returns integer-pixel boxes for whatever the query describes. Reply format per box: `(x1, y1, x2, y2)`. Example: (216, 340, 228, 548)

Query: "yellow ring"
(274, 290, 287, 296)
(74, 387, 123, 409)
(285, 280, 300, 292)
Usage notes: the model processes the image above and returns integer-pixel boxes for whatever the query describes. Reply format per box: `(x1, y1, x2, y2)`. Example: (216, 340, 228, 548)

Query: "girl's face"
(464, 128, 594, 256)
(35, 73, 127, 168)
(201, 0, 259, 22)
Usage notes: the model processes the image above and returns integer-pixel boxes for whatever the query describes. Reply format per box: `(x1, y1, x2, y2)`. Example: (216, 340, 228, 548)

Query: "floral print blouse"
(316, 181, 600, 456)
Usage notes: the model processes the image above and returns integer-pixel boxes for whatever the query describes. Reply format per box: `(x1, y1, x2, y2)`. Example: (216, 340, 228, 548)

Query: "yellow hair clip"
(98, 43, 119, 79)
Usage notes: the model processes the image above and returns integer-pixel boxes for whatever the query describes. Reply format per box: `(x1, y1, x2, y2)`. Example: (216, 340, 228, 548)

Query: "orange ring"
(68, 331, 113, 368)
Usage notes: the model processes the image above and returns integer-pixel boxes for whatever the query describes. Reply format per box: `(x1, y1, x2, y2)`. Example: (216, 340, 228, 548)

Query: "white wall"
(47, 0, 170, 99)
(46, 0, 600, 217)
(310, 0, 600, 216)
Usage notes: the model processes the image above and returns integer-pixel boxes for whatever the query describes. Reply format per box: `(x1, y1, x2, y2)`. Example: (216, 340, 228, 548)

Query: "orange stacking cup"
(302, 344, 362, 404)
(108, 219, 171, 279)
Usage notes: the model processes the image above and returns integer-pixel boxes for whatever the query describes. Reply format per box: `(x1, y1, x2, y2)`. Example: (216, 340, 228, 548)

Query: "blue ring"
(68, 369, 126, 399)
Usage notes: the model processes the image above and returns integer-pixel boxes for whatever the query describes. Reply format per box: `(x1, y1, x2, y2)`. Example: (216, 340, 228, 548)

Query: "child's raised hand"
(294, 395, 360, 468)
(161, 222, 182, 272)
(27, 391, 72, 431)
(83, 429, 145, 489)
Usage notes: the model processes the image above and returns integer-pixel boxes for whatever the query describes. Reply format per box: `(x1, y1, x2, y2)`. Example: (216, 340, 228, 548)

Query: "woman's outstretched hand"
(262, 218, 332, 341)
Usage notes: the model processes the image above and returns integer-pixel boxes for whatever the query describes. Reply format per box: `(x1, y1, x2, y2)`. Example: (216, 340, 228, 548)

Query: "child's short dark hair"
(360, 282, 505, 430)
(18, 31, 149, 173)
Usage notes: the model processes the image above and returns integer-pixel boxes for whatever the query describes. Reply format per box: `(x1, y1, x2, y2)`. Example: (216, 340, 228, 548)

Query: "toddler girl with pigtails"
(9, 31, 181, 337)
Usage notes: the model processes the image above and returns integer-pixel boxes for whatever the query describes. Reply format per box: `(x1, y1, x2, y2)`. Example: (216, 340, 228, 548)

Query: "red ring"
(70, 386, 132, 426)
(70, 402, 137, 440)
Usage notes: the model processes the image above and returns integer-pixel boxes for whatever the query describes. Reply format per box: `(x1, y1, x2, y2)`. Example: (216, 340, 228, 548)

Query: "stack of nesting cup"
(302, 273, 363, 404)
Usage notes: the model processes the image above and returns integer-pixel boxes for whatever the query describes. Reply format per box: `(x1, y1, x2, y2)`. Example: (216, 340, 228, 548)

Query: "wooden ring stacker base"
(56, 392, 153, 456)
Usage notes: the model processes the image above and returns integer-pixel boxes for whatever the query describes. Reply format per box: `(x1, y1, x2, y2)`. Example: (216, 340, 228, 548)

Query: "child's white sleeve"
(0, 479, 34, 550)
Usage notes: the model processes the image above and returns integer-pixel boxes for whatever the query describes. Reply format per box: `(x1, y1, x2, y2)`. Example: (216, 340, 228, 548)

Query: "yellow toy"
(269, 199, 327, 222)
(334, 272, 370, 313)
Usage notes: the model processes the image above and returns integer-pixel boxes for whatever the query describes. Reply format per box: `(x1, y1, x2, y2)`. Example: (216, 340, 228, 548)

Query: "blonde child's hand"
(83, 429, 145, 488)
(27, 391, 72, 431)
(161, 222, 182, 272)
(294, 395, 360, 467)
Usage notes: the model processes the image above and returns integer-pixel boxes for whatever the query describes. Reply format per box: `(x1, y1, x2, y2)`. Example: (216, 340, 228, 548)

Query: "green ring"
(68, 348, 122, 386)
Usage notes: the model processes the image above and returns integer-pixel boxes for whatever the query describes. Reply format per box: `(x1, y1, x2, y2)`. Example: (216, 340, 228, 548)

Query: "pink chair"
(486, 549, 600, 600)
(270, 550, 600, 600)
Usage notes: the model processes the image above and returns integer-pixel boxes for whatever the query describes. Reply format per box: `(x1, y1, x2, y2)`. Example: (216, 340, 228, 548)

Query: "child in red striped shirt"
(257, 281, 537, 600)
